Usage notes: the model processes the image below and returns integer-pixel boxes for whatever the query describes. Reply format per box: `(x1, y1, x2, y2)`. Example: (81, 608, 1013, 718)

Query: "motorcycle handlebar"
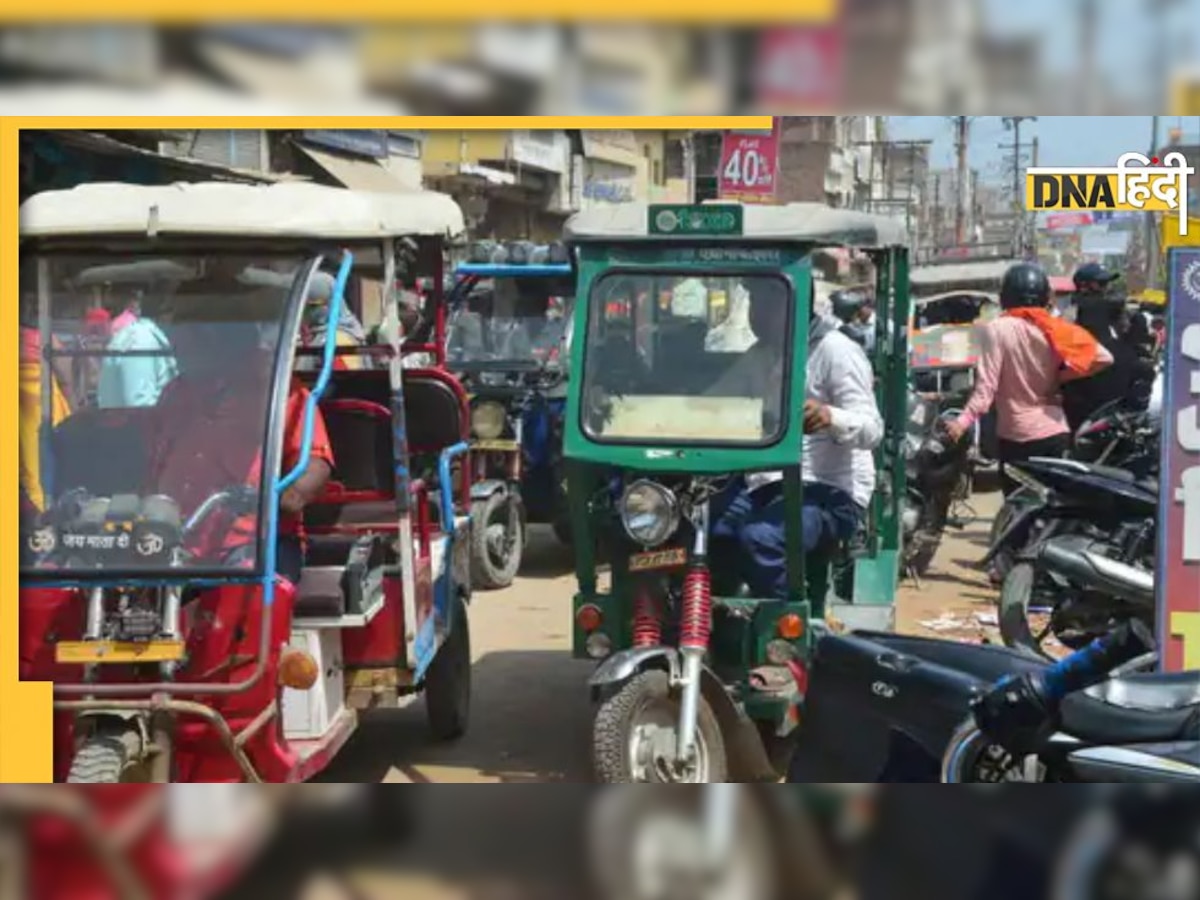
(1038, 620, 1157, 704)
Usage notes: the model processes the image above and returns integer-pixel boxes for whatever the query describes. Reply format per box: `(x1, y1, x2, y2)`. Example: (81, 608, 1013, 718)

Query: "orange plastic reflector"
(777, 614, 805, 640)
(576, 604, 603, 633)
(278, 648, 319, 691)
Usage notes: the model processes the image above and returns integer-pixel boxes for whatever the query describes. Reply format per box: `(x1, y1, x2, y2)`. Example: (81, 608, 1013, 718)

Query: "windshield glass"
(448, 275, 574, 366)
(580, 271, 791, 445)
(20, 253, 311, 577)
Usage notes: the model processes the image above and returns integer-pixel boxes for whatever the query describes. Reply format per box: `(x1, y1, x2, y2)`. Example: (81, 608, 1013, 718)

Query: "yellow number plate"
(55, 640, 185, 665)
(629, 547, 688, 572)
(473, 439, 520, 452)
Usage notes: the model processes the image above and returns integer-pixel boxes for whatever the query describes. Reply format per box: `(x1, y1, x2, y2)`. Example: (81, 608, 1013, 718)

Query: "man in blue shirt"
(96, 303, 177, 409)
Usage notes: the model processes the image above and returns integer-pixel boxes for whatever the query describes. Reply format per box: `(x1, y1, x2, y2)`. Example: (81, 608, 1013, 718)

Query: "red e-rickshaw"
(16, 180, 471, 893)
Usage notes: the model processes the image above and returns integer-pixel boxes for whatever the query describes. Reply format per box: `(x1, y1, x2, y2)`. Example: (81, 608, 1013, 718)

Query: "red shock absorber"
(631, 584, 662, 648)
(678, 564, 713, 651)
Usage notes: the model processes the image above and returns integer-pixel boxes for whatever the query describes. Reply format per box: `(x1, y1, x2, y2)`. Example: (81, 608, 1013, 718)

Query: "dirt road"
(319, 492, 1004, 784)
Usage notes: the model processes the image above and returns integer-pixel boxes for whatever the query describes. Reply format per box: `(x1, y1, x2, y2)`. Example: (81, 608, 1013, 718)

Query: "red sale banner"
(752, 26, 843, 110)
(718, 118, 781, 204)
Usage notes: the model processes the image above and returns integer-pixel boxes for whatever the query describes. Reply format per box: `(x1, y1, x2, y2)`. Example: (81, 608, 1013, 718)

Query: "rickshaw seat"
(293, 534, 393, 620)
(402, 369, 469, 452)
(318, 398, 393, 495)
(51, 408, 155, 497)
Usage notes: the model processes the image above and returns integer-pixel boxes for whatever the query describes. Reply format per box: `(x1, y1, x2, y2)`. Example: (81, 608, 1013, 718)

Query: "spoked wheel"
(940, 719, 1046, 783)
(587, 787, 784, 900)
(593, 671, 728, 783)
(470, 492, 524, 590)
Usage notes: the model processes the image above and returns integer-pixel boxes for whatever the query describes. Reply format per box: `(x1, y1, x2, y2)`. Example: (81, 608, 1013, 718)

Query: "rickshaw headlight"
(471, 401, 508, 440)
(619, 480, 680, 547)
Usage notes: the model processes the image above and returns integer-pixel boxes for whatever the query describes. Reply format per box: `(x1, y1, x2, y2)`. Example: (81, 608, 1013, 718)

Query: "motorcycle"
(901, 393, 974, 580)
(987, 397, 1160, 582)
(786, 626, 1197, 784)
(987, 459, 1157, 657)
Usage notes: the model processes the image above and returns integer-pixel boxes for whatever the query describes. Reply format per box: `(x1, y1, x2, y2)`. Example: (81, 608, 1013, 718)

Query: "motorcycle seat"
(1059, 692, 1200, 746)
(1083, 671, 1200, 712)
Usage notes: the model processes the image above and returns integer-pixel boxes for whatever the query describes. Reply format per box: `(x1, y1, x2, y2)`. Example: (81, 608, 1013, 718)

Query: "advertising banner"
(717, 118, 780, 204)
(1159, 248, 1200, 671)
(752, 26, 843, 109)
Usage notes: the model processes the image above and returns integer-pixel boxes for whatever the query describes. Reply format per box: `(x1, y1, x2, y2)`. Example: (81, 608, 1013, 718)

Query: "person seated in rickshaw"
(149, 295, 334, 585)
(300, 271, 371, 371)
(709, 279, 883, 601)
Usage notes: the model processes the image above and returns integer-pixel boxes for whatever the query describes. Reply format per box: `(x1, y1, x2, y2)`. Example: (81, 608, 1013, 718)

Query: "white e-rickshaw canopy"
(19, 181, 465, 241)
(564, 202, 909, 247)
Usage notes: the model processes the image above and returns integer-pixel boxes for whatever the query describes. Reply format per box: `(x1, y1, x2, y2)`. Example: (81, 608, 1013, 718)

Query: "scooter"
(785, 625, 1196, 783)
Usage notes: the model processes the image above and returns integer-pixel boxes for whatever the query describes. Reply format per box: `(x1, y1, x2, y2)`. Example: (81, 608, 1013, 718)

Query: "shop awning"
(295, 143, 413, 193)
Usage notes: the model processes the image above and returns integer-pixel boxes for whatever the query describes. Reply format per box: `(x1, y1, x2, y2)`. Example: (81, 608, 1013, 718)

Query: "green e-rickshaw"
(562, 202, 911, 782)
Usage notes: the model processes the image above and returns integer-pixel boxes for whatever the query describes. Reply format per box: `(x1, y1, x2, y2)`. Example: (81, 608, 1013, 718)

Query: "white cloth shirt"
(742, 316, 884, 507)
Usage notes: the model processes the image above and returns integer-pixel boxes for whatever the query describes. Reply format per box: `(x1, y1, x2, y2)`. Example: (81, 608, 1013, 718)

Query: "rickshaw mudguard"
(589, 646, 682, 690)
(470, 479, 509, 502)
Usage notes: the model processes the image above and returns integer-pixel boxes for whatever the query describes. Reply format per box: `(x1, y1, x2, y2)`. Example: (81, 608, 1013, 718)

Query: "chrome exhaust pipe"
(1039, 538, 1154, 606)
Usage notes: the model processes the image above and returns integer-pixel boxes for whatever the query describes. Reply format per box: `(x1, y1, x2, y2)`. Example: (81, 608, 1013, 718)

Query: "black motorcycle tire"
(997, 563, 1052, 659)
(988, 488, 1033, 582)
(470, 492, 524, 590)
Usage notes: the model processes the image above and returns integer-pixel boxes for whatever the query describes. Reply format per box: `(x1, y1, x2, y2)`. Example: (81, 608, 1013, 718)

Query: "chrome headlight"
(619, 480, 680, 547)
(471, 401, 507, 440)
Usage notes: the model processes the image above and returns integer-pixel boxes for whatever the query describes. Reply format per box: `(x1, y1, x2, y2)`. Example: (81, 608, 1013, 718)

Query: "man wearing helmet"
(945, 263, 1112, 498)
(1062, 263, 1152, 431)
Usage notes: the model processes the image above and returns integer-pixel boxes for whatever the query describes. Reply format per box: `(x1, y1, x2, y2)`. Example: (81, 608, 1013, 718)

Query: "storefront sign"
(1160, 248, 1200, 671)
(300, 130, 389, 159)
(752, 26, 842, 109)
(717, 119, 780, 204)
(1045, 212, 1094, 230)
(510, 130, 569, 174)
(581, 158, 635, 205)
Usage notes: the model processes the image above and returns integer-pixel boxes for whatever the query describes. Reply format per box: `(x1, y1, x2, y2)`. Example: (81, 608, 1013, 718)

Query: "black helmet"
(1000, 263, 1051, 310)
(831, 289, 869, 324)
(1073, 261, 1119, 289)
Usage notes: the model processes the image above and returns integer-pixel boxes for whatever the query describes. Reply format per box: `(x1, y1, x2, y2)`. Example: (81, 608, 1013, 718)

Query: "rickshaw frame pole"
(55, 697, 267, 783)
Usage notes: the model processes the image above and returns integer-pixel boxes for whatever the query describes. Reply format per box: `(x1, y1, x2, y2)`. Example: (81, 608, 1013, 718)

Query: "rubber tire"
(988, 488, 1033, 582)
(470, 492, 523, 590)
(586, 787, 783, 900)
(424, 596, 471, 741)
(997, 562, 1050, 659)
(592, 670, 728, 783)
(66, 729, 142, 783)
(907, 533, 943, 579)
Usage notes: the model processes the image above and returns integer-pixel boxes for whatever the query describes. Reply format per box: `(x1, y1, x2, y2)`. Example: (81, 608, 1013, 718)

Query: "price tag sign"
(1159, 248, 1200, 671)
(717, 119, 780, 204)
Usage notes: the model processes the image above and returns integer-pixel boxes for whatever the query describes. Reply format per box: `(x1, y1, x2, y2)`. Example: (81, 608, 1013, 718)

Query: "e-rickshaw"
(908, 257, 1013, 466)
(446, 240, 576, 589)
(18, 181, 473, 790)
(561, 202, 911, 782)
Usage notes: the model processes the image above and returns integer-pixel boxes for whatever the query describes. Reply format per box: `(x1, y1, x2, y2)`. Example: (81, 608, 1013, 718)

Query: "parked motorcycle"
(785, 624, 1196, 784)
(901, 393, 974, 579)
(987, 458, 1157, 657)
(987, 397, 1160, 582)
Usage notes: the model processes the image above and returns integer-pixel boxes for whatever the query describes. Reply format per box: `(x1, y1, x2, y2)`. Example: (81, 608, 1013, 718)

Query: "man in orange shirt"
(150, 308, 333, 585)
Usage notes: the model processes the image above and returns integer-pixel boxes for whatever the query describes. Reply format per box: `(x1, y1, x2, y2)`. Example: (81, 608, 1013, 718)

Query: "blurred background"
(1, 1, 1200, 117)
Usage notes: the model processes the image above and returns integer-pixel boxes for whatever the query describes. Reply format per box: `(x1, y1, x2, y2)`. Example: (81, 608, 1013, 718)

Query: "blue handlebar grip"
(1039, 620, 1155, 703)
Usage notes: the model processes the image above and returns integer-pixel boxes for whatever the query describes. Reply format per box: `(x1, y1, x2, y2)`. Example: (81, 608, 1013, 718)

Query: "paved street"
(319, 490, 1005, 784)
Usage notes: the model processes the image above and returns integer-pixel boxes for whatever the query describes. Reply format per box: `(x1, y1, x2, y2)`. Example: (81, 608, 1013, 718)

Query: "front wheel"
(587, 787, 790, 900)
(997, 562, 1052, 659)
(988, 488, 1034, 582)
(470, 491, 524, 590)
(941, 718, 1045, 783)
(424, 596, 471, 741)
(593, 670, 728, 783)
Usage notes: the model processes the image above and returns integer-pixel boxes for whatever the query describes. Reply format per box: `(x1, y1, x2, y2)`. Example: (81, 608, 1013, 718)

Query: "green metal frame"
(564, 238, 911, 732)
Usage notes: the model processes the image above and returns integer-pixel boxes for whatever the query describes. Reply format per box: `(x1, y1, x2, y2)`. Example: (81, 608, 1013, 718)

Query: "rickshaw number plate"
(55, 640, 185, 665)
(629, 547, 688, 572)
(474, 439, 520, 452)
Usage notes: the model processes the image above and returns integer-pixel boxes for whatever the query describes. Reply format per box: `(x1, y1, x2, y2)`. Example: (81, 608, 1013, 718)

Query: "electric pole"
(954, 116, 970, 245)
(1001, 116, 1038, 255)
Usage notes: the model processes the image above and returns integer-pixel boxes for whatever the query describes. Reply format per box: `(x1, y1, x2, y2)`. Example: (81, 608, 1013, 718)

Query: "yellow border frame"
(0, 114, 771, 782)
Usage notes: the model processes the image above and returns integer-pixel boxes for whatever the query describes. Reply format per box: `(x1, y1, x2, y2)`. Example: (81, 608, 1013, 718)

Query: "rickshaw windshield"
(448, 275, 574, 366)
(580, 271, 791, 445)
(20, 252, 311, 577)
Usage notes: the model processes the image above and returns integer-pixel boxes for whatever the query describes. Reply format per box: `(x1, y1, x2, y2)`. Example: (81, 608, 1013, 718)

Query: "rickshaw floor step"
(293, 593, 386, 630)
